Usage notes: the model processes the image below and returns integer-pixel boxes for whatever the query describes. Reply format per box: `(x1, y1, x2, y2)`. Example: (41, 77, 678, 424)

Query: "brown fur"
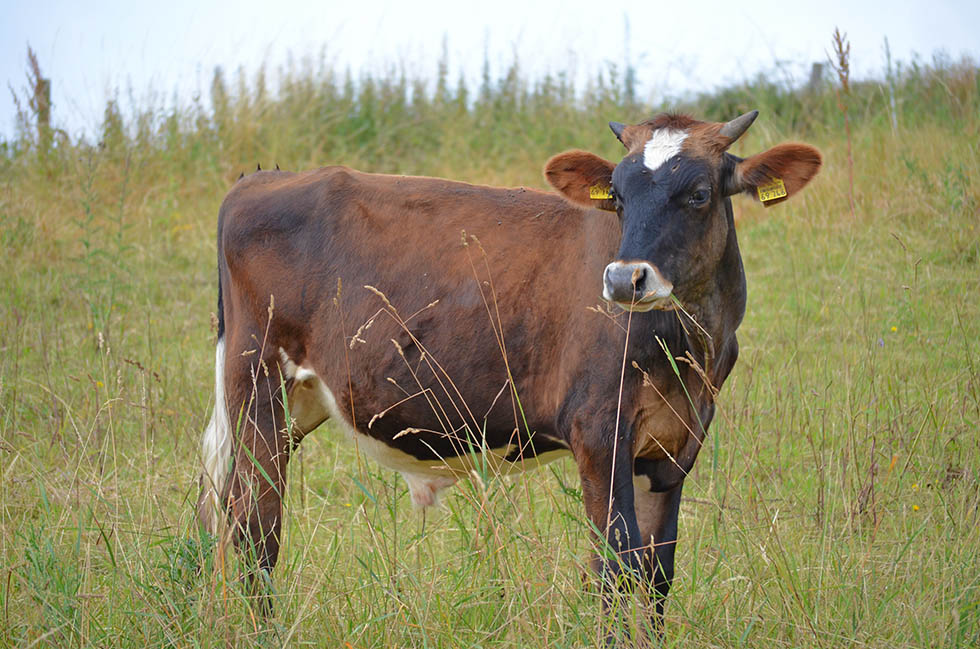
(543, 150, 616, 210)
(616, 114, 702, 153)
(735, 142, 824, 200)
(205, 116, 821, 638)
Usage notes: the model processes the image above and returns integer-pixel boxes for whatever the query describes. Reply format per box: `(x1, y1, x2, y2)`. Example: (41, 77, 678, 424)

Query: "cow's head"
(545, 112, 821, 312)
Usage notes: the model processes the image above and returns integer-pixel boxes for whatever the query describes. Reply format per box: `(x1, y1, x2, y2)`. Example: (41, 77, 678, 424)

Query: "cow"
(197, 110, 821, 641)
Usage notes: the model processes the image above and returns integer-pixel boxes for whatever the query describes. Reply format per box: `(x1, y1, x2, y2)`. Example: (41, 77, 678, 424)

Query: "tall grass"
(1, 46, 978, 647)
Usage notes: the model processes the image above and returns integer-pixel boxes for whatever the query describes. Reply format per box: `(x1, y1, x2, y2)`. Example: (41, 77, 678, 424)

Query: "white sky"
(3, 0, 979, 140)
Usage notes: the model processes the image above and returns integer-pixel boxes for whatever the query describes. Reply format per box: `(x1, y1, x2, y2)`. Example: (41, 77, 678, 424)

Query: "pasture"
(1, 53, 978, 647)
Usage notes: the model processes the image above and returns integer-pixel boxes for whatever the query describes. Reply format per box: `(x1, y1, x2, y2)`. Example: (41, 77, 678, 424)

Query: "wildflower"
(912, 505, 920, 511)
(890, 326, 897, 332)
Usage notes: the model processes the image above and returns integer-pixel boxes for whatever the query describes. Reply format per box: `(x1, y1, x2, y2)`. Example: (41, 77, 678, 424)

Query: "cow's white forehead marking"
(643, 128, 688, 172)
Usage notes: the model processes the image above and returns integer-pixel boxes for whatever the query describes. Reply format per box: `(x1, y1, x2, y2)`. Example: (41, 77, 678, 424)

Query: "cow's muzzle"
(602, 261, 674, 312)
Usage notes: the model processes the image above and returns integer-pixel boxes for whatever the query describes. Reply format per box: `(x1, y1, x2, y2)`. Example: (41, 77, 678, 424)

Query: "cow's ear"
(544, 150, 617, 211)
(725, 143, 822, 206)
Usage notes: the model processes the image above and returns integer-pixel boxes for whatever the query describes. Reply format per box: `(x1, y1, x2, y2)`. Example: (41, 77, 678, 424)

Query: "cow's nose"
(602, 261, 673, 306)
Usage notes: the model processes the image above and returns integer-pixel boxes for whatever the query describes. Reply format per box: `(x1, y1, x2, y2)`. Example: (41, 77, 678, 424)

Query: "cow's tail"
(198, 256, 232, 534)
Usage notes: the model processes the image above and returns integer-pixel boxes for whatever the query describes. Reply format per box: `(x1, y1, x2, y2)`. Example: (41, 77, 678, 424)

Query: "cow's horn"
(609, 121, 626, 144)
(719, 110, 759, 145)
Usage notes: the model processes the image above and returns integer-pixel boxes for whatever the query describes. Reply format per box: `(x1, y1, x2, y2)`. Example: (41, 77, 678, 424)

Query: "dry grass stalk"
(831, 27, 856, 219)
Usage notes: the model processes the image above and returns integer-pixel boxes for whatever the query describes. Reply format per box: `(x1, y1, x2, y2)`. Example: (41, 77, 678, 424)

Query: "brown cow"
(198, 111, 821, 641)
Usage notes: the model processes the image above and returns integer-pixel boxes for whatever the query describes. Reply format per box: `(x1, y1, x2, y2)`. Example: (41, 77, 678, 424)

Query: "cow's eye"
(689, 188, 710, 206)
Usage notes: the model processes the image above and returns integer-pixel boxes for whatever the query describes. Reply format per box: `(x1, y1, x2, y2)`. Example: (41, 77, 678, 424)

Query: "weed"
(830, 27, 856, 219)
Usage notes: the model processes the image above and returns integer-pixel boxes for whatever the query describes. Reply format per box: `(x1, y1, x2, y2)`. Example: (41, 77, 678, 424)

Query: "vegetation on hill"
(1, 42, 978, 647)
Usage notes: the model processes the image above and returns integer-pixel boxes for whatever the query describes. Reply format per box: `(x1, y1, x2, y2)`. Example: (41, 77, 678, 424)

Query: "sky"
(3, 0, 979, 140)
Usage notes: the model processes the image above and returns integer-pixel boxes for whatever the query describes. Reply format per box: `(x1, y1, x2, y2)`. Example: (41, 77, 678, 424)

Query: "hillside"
(1, 52, 978, 647)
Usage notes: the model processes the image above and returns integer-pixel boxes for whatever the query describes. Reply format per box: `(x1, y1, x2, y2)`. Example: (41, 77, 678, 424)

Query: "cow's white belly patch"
(279, 349, 570, 507)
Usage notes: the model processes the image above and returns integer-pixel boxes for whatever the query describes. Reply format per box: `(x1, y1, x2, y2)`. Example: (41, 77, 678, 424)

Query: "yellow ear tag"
(757, 177, 787, 203)
(589, 185, 613, 200)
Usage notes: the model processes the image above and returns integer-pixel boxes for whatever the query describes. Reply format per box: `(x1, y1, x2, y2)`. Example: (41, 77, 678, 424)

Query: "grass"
(1, 47, 979, 647)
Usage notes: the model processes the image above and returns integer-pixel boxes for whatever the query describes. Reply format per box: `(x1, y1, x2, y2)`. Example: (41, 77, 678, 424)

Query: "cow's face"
(545, 112, 821, 312)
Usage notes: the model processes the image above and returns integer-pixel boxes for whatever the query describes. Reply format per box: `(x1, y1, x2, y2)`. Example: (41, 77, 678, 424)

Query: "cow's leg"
(222, 344, 294, 610)
(633, 476, 683, 635)
(572, 423, 645, 643)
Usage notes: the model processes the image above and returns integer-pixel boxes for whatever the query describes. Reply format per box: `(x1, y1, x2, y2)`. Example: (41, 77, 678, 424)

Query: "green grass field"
(1, 51, 978, 647)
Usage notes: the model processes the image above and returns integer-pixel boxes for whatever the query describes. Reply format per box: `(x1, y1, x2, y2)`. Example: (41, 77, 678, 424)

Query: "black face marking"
(609, 153, 723, 291)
